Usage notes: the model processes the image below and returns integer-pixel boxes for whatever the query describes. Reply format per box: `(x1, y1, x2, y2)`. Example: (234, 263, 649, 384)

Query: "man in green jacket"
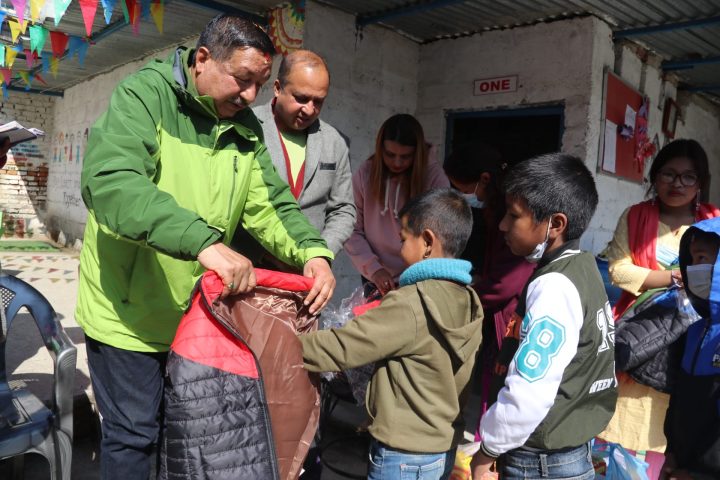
(77, 15, 335, 479)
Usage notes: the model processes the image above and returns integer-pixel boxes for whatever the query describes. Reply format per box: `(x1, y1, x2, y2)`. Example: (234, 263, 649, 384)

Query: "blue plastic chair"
(0, 274, 76, 480)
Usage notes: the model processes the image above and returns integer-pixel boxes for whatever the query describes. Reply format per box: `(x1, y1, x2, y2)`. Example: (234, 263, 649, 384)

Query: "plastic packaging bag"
(319, 287, 379, 405)
(449, 442, 497, 480)
(592, 440, 649, 480)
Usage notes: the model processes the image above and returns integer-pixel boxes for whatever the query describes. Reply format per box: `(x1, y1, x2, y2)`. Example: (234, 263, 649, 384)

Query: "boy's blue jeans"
(367, 440, 455, 480)
(499, 442, 594, 479)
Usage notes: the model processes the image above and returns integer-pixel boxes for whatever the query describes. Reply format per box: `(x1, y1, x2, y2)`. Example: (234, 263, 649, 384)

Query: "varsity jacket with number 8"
(480, 240, 617, 457)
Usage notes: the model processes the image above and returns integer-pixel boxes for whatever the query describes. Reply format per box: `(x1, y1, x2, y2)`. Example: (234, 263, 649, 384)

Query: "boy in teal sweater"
(301, 188, 484, 480)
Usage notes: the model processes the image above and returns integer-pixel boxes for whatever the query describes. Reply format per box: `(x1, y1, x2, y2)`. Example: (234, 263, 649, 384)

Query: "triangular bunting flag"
(51, 278, 61, 283)
(39, 0, 55, 24)
(24, 49, 38, 68)
(50, 30, 69, 58)
(0, 68, 11, 86)
(53, 0, 73, 26)
(34, 73, 47, 85)
(150, 0, 163, 34)
(101, 0, 116, 24)
(29, 278, 39, 282)
(48, 268, 58, 273)
(141, 0, 151, 18)
(11, 0, 28, 28)
(0, 13, 6, 26)
(42, 55, 50, 74)
(18, 71, 32, 89)
(9, 19, 27, 43)
(30, 25, 49, 54)
(125, 0, 141, 34)
(30, 0, 46, 23)
(6, 47, 20, 68)
(79, 0, 99, 37)
(120, 0, 129, 23)
(0, 46, 5, 68)
(50, 56, 59, 77)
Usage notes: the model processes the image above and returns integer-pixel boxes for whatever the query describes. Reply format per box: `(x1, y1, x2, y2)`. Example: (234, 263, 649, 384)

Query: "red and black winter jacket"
(160, 270, 320, 480)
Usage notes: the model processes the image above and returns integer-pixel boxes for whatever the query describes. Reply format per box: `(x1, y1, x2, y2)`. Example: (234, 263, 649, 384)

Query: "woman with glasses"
(599, 139, 719, 480)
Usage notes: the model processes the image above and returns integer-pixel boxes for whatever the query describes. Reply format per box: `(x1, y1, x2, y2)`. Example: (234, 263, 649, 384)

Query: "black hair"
(194, 14, 275, 64)
(398, 188, 473, 258)
(443, 141, 504, 182)
(647, 138, 710, 195)
(504, 153, 598, 240)
(277, 50, 329, 87)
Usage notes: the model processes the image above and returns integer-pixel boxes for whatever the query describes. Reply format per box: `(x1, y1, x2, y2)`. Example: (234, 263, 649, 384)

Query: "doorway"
(445, 105, 564, 167)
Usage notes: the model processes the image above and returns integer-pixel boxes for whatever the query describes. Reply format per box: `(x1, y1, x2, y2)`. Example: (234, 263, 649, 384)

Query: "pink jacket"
(344, 156, 449, 281)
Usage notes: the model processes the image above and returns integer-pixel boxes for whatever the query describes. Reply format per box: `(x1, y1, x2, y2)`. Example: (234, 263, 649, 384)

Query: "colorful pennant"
(0, 46, 4, 68)
(150, 0, 163, 34)
(5, 47, 21, 68)
(68, 36, 89, 66)
(79, 0, 99, 37)
(24, 49, 39, 68)
(50, 30, 69, 58)
(42, 54, 50, 74)
(11, 0, 28, 27)
(30, 24, 49, 54)
(0, 68, 11, 86)
(101, 0, 116, 24)
(50, 56, 59, 77)
(30, 0, 46, 23)
(53, 0, 72, 26)
(9, 18, 28, 43)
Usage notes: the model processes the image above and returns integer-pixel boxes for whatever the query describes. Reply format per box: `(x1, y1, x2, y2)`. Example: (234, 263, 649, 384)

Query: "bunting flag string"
(0, 0, 167, 94)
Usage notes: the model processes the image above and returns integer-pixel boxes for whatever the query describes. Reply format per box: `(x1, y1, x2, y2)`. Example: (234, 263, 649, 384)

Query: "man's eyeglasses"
(657, 170, 699, 187)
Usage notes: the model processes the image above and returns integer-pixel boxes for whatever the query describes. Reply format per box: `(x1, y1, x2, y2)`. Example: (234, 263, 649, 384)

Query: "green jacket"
(301, 279, 483, 453)
(76, 48, 332, 352)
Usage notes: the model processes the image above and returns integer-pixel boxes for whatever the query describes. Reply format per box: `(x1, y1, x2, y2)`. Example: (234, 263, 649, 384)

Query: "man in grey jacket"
(233, 49, 355, 269)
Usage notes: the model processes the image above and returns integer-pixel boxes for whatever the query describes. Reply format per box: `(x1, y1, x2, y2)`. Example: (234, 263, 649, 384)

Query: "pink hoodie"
(344, 156, 450, 281)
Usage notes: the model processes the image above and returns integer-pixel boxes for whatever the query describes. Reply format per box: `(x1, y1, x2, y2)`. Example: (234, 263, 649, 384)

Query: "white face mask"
(525, 220, 552, 264)
(687, 263, 714, 300)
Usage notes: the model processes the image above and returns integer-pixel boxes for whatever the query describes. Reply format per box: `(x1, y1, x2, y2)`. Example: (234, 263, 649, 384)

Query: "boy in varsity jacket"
(664, 218, 720, 478)
(472, 153, 617, 480)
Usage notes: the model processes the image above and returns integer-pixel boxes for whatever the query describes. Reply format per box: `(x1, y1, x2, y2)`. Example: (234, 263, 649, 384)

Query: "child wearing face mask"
(471, 154, 617, 479)
(663, 220, 720, 479)
(443, 142, 535, 439)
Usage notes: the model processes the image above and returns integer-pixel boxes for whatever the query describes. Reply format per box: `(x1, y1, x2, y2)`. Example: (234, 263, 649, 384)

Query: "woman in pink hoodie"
(345, 114, 449, 296)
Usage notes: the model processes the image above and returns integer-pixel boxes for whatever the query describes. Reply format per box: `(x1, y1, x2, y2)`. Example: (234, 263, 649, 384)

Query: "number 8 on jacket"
(515, 316, 566, 382)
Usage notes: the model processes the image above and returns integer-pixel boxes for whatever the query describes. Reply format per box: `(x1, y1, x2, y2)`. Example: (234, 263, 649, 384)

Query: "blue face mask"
(461, 182, 484, 209)
(525, 221, 552, 263)
(687, 263, 713, 299)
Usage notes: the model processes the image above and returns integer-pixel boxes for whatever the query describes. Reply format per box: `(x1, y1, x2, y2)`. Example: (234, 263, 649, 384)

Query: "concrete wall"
(416, 16, 700, 254)
(46, 44, 189, 246)
(299, 1, 421, 300)
(675, 91, 720, 202)
(0, 92, 56, 236)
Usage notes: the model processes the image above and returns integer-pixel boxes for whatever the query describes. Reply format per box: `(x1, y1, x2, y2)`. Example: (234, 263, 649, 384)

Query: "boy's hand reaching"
(371, 268, 395, 295)
(470, 450, 495, 479)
